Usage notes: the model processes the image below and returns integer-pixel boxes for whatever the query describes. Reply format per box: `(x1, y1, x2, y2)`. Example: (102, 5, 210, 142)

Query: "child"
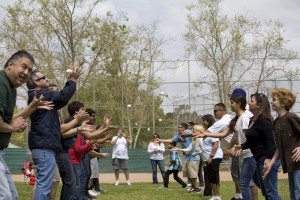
(160, 142, 187, 188)
(264, 88, 300, 200)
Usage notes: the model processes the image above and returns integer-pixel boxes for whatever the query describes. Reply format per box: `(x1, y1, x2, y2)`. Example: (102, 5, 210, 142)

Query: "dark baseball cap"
(228, 88, 246, 97)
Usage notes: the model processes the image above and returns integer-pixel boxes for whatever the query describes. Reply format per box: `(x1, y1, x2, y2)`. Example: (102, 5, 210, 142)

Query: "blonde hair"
(271, 88, 296, 111)
(193, 124, 204, 132)
(192, 124, 204, 145)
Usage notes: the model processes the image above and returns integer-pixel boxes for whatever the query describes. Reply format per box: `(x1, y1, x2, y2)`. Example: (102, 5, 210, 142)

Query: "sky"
(95, 0, 300, 113)
(1, 0, 300, 113)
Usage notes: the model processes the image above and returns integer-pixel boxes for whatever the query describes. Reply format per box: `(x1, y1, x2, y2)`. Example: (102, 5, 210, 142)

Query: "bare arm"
(204, 127, 231, 138)
(158, 139, 173, 143)
(181, 130, 193, 138)
(0, 116, 26, 133)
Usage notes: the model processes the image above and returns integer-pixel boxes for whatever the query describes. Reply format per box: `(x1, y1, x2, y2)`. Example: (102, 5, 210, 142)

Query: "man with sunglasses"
(26, 67, 82, 200)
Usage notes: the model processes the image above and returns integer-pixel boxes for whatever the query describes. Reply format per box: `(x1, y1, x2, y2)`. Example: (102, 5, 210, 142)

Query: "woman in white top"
(148, 134, 165, 184)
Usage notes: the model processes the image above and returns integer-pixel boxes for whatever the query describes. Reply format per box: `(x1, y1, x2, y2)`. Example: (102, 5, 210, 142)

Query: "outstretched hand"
(31, 92, 54, 110)
(74, 108, 90, 122)
(232, 145, 242, 157)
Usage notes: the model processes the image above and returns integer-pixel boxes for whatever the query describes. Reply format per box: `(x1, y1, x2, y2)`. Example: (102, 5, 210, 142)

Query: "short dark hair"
(214, 103, 226, 111)
(85, 108, 96, 116)
(67, 101, 84, 116)
(170, 141, 177, 147)
(180, 122, 188, 130)
(26, 69, 41, 90)
(4, 50, 35, 68)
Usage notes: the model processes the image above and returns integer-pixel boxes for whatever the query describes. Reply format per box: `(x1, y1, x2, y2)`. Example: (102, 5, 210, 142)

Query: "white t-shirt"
(111, 136, 129, 159)
(208, 114, 233, 143)
(202, 136, 223, 161)
(147, 142, 165, 160)
(235, 112, 252, 158)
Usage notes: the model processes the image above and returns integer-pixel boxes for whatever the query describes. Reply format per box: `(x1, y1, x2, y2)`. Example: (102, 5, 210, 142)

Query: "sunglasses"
(35, 76, 46, 81)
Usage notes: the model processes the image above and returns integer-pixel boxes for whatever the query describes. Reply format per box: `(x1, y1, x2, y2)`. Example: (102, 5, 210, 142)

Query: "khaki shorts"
(186, 160, 200, 179)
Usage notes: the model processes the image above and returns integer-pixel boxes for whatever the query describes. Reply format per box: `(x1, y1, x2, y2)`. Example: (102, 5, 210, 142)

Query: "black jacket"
(28, 80, 76, 150)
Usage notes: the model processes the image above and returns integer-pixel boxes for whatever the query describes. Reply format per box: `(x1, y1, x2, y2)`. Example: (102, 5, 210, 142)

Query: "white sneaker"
(209, 196, 221, 200)
(88, 189, 98, 197)
(115, 181, 119, 186)
(126, 181, 131, 186)
(187, 183, 192, 187)
(92, 189, 100, 195)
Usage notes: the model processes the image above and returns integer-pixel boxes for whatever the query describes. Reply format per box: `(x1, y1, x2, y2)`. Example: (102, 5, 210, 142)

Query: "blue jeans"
(82, 153, 91, 197)
(150, 159, 165, 183)
(288, 169, 300, 200)
(73, 163, 85, 200)
(0, 151, 18, 200)
(240, 156, 257, 200)
(55, 151, 76, 200)
(32, 149, 55, 200)
(257, 159, 281, 200)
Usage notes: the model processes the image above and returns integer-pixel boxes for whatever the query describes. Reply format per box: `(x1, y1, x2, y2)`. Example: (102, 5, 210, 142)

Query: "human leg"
(198, 158, 204, 187)
(150, 159, 158, 183)
(0, 151, 17, 200)
(239, 157, 257, 200)
(256, 159, 281, 200)
(55, 151, 76, 200)
(163, 170, 172, 187)
(203, 165, 212, 196)
(173, 170, 186, 187)
(49, 162, 60, 200)
(231, 156, 242, 199)
(32, 149, 55, 200)
(157, 159, 166, 182)
(288, 169, 300, 200)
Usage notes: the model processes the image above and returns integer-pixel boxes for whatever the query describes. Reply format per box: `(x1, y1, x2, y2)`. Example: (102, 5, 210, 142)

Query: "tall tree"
(184, 0, 297, 105)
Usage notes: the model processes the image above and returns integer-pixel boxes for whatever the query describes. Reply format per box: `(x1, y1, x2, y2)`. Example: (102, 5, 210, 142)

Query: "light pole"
(152, 62, 155, 134)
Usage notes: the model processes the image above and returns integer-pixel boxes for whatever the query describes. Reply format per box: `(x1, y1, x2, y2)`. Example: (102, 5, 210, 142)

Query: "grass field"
(16, 179, 289, 200)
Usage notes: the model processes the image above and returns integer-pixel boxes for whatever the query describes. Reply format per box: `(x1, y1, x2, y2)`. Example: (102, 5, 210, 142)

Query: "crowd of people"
(1, 51, 300, 200)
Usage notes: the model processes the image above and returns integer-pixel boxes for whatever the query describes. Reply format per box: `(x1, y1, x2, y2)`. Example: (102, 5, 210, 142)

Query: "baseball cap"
(228, 88, 246, 97)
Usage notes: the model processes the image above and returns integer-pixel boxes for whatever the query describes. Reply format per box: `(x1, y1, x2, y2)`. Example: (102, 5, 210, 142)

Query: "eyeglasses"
(35, 76, 46, 81)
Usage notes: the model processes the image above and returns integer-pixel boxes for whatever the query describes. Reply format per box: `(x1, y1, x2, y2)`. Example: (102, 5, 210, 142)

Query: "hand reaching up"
(68, 63, 83, 81)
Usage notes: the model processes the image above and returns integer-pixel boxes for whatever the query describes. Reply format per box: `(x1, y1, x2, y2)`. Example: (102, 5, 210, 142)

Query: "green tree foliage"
(0, 0, 169, 148)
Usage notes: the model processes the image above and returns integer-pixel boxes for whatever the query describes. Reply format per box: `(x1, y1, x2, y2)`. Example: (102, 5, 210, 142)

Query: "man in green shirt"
(0, 50, 49, 200)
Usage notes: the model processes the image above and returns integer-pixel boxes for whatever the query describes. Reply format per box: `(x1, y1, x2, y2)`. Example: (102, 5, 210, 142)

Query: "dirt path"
(13, 171, 288, 184)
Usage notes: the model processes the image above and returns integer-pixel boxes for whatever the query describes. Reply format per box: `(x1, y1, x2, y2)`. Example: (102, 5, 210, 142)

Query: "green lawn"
(15, 179, 290, 200)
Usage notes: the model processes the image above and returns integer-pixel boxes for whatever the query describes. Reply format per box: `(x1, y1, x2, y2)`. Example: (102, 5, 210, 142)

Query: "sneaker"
(188, 187, 201, 193)
(210, 196, 222, 200)
(114, 181, 119, 186)
(91, 189, 100, 195)
(231, 197, 243, 200)
(159, 185, 168, 189)
(187, 183, 192, 187)
(126, 181, 131, 186)
(181, 184, 187, 188)
(99, 187, 106, 192)
(199, 186, 204, 191)
(88, 189, 98, 198)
